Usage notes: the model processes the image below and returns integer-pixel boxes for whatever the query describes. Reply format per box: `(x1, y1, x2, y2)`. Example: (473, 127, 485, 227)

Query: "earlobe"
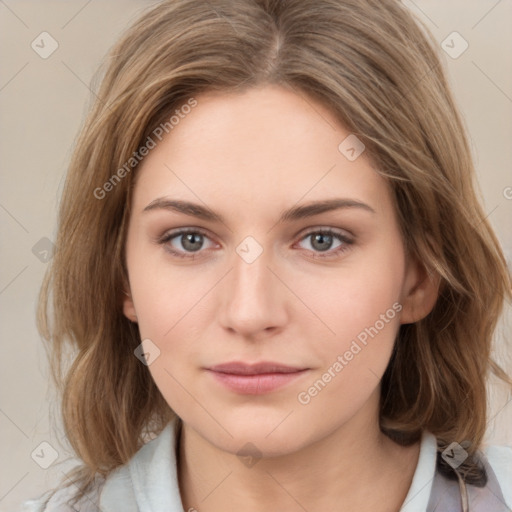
(400, 257, 440, 325)
(122, 289, 138, 323)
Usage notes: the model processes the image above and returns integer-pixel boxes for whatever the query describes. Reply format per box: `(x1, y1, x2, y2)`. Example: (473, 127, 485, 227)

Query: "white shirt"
(22, 417, 512, 511)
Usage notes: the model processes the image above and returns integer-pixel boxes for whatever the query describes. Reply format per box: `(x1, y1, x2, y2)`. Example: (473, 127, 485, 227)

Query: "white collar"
(101, 417, 182, 511)
(399, 430, 438, 511)
(100, 418, 438, 511)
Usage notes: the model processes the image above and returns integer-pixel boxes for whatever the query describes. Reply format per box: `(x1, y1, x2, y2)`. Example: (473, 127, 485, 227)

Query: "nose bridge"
(233, 247, 271, 300)
(218, 238, 287, 335)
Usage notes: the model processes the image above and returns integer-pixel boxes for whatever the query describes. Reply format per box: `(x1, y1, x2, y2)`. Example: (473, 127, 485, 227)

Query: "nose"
(217, 245, 289, 339)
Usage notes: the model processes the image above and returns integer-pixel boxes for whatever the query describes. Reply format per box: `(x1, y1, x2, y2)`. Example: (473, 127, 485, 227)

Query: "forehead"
(132, 85, 393, 221)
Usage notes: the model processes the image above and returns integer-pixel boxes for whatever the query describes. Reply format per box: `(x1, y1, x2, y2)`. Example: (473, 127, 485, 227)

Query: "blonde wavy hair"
(38, 0, 512, 500)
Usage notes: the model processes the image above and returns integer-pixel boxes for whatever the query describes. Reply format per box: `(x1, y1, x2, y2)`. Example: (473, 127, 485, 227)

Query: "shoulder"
(19, 420, 178, 512)
(483, 442, 512, 508)
(20, 477, 105, 512)
(21, 418, 181, 511)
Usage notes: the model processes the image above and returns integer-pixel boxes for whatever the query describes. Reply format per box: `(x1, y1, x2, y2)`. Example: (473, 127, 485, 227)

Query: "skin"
(123, 84, 439, 512)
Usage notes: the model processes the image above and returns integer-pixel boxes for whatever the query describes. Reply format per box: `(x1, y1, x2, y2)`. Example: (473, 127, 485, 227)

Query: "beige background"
(1, 1, 511, 510)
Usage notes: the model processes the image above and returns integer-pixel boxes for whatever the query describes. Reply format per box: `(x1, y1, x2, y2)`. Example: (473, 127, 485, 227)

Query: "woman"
(24, 0, 512, 510)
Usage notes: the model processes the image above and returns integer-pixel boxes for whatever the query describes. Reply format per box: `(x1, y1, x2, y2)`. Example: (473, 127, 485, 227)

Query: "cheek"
(127, 239, 215, 341)
(293, 241, 404, 396)
(294, 281, 402, 426)
(129, 261, 217, 403)
(299, 241, 404, 348)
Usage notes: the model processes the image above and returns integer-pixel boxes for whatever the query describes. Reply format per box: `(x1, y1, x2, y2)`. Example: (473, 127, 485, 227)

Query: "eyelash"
(157, 227, 354, 261)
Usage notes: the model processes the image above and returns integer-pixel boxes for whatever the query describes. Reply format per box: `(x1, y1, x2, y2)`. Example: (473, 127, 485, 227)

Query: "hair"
(37, 0, 512, 502)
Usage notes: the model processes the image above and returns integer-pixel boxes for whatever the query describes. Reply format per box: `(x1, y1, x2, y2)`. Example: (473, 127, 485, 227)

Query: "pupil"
(183, 233, 203, 252)
(312, 233, 332, 252)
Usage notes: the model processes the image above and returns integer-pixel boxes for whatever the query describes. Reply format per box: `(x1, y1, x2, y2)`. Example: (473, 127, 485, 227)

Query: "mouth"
(205, 361, 310, 394)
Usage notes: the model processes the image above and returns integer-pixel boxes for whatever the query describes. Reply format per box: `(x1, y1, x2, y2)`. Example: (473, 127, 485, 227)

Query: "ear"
(400, 255, 440, 325)
(122, 288, 138, 323)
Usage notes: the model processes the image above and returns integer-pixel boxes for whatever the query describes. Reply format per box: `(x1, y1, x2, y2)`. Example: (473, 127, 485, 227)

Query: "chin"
(190, 412, 312, 458)
(217, 432, 306, 460)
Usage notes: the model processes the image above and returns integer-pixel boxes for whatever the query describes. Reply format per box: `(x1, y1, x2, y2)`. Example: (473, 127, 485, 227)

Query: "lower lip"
(207, 370, 309, 395)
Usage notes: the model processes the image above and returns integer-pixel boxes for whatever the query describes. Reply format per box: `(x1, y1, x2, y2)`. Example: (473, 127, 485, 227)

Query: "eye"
(296, 228, 353, 259)
(158, 228, 216, 259)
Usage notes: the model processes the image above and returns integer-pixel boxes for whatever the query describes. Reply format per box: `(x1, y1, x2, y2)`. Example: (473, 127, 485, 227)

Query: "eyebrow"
(143, 197, 376, 224)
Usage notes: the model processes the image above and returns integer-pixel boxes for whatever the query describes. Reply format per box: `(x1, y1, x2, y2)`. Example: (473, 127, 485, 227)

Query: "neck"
(177, 394, 420, 512)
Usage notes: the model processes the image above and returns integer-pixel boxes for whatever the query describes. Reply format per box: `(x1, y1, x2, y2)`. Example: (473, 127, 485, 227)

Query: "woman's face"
(123, 84, 433, 456)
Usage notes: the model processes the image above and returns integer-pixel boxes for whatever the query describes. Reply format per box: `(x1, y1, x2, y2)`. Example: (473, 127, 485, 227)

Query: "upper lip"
(207, 362, 307, 375)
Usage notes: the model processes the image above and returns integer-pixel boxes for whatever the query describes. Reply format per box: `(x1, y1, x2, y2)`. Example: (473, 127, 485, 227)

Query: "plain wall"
(1, 1, 511, 510)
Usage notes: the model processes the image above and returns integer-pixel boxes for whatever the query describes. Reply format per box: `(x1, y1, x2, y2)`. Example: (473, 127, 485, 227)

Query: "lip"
(206, 361, 310, 395)
(209, 361, 307, 375)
